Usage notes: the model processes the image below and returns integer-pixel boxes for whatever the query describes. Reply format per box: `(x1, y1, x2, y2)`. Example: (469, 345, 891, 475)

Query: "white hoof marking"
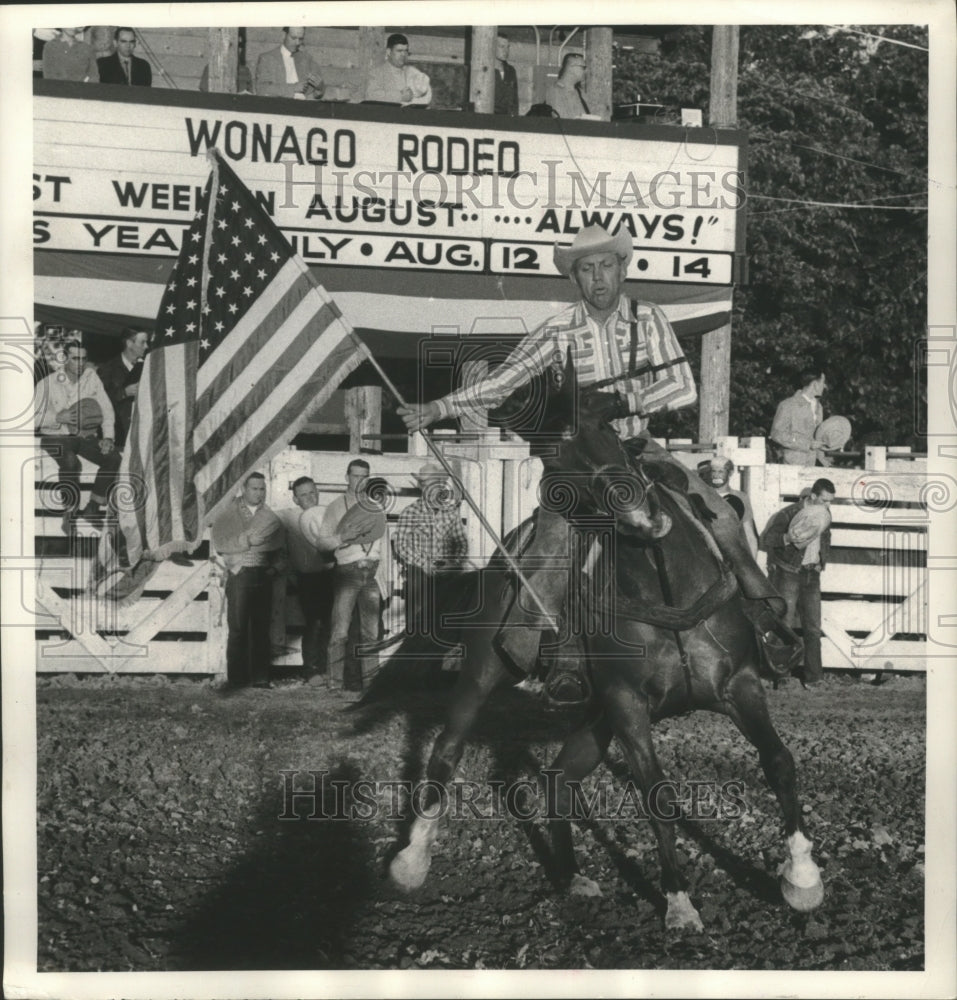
(665, 891, 704, 931)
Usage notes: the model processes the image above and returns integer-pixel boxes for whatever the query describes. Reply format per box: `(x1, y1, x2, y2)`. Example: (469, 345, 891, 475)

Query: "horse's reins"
(586, 299, 690, 410)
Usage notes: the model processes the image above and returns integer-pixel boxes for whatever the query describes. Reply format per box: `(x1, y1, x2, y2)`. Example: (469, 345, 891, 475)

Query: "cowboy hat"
(413, 462, 448, 483)
(553, 224, 633, 277)
(814, 415, 852, 451)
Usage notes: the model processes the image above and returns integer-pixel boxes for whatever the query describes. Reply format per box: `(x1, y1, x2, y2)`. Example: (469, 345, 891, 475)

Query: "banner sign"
(34, 84, 746, 286)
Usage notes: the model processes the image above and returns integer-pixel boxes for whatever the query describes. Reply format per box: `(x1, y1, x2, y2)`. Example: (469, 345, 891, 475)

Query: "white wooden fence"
(33, 435, 930, 675)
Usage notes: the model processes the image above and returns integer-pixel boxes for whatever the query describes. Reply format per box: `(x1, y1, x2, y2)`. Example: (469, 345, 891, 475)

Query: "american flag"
(99, 149, 370, 597)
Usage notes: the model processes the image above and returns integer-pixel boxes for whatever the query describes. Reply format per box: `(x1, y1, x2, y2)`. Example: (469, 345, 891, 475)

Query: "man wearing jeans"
(760, 478, 835, 687)
(316, 460, 385, 698)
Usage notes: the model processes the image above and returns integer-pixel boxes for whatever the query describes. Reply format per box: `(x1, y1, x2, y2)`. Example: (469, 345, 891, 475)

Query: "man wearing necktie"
(97, 27, 152, 87)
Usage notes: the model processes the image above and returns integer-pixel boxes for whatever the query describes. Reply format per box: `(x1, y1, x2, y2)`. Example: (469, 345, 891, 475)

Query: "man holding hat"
(759, 478, 836, 687)
(395, 463, 469, 636)
(399, 224, 799, 702)
(314, 459, 386, 697)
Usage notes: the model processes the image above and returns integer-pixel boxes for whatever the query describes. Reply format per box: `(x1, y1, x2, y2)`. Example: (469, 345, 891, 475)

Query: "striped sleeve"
(436, 329, 564, 421)
(638, 303, 697, 414)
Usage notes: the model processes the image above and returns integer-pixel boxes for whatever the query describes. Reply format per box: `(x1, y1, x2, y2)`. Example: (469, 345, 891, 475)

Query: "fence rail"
(33, 435, 930, 675)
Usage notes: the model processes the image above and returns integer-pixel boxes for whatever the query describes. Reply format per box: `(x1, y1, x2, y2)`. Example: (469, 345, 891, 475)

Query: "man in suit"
(97, 27, 152, 86)
(494, 32, 519, 115)
(254, 26, 323, 100)
(95, 328, 148, 449)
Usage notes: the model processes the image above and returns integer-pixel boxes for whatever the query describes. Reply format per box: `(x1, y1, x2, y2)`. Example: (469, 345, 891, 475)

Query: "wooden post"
(469, 26, 497, 113)
(356, 26, 385, 99)
(698, 25, 739, 445)
(345, 385, 382, 453)
(206, 28, 239, 94)
(585, 26, 614, 121)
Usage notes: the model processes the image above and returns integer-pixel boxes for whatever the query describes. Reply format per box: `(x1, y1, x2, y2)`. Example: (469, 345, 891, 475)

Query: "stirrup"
(759, 629, 803, 677)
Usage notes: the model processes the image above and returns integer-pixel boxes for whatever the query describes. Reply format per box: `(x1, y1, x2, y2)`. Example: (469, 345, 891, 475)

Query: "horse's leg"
(544, 711, 613, 897)
(603, 694, 703, 931)
(388, 648, 507, 892)
(724, 670, 825, 911)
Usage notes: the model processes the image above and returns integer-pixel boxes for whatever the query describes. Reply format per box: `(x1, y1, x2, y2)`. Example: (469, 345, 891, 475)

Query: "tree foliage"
(614, 25, 928, 446)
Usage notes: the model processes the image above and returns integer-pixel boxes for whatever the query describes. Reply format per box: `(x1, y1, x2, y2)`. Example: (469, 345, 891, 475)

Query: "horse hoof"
(389, 848, 430, 892)
(568, 874, 602, 898)
(780, 874, 825, 911)
(664, 891, 704, 932)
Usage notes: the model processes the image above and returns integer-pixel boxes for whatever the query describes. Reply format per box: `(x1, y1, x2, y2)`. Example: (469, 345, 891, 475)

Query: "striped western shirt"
(436, 296, 696, 440)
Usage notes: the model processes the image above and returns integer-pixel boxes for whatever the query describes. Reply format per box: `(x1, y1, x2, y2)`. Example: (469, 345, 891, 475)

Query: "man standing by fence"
(760, 478, 836, 687)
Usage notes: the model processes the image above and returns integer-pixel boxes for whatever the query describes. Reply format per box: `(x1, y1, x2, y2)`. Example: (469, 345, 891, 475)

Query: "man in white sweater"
(35, 339, 120, 530)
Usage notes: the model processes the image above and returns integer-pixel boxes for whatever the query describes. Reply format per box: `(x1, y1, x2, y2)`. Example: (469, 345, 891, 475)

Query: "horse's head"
(493, 351, 672, 540)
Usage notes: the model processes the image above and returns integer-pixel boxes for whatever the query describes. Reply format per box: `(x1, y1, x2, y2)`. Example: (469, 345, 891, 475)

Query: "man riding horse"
(399, 224, 799, 702)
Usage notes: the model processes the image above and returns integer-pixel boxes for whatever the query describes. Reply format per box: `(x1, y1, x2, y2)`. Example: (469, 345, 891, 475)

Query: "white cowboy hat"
(413, 462, 448, 483)
(553, 224, 633, 277)
(814, 416, 852, 451)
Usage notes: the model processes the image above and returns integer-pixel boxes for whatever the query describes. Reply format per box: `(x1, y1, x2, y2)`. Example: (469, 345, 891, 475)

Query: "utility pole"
(469, 26, 497, 113)
(206, 28, 238, 93)
(698, 25, 739, 444)
(585, 26, 614, 120)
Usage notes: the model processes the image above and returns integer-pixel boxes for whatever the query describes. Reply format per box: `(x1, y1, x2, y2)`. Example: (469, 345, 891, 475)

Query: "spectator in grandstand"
(494, 32, 519, 115)
(97, 27, 152, 86)
(42, 27, 99, 82)
(254, 27, 324, 100)
(363, 33, 431, 106)
(34, 339, 120, 531)
(545, 52, 590, 119)
(95, 328, 148, 449)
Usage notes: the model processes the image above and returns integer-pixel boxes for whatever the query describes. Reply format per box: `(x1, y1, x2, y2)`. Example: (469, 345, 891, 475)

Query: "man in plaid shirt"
(395, 463, 469, 636)
(399, 225, 798, 701)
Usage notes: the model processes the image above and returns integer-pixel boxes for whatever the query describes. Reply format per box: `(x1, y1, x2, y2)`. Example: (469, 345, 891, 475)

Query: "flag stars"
(188, 254, 198, 265)
(231, 201, 240, 211)
(186, 299, 197, 310)
(166, 303, 176, 314)
(215, 320, 225, 332)
(270, 251, 280, 262)
(185, 322, 196, 334)
(230, 269, 240, 281)
(244, 252, 254, 263)
(231, 235, 241, 247)
(242, 286, 254, 297)
(200, 338, 211, 350)
(165, 326, 175, 337)
(217, 253, 227, 264)
(215, 286, 225, 297)
(257, 234, 267, 245)
(243, 217, 254, 228)
(191, 231, 202, 242)
(257, 269, 267, 280)
(186, 276, 197, 287)
(217, 219, 227, 230)
(202, 303, 211, 315)
(228, 303, 239, 314)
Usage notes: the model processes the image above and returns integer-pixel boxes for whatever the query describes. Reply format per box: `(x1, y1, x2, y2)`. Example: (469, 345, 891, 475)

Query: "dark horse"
(389, 358, 824, 930)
